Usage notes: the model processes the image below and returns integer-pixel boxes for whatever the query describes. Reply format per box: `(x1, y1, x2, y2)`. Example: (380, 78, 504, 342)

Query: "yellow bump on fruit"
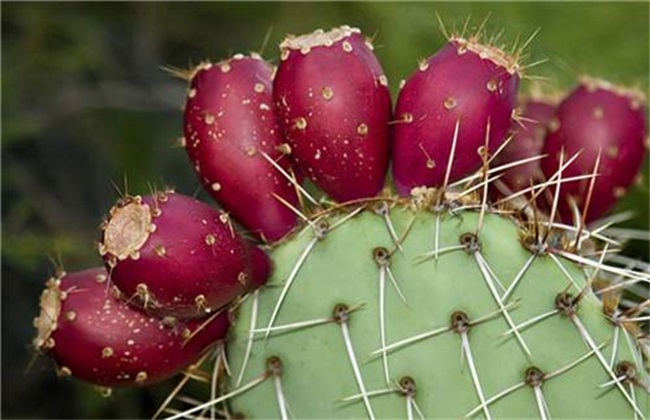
(444, 97, 457, 110)
(322, 86, 334, 100)
(238, 272, 249, 286)
(606, 146, 619, 158)
(102, 347, 114, 358)
(135, 371, 148, 384)
(548, 118, 560, 132)
(294, 117, 308, 130)
(65, 310, 76, 322)
(357, 123, 369, 136)
(592, 106, 604, 119)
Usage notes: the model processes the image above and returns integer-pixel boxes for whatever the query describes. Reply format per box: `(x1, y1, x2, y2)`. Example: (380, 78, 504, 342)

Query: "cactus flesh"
(224, 194, 648, 418)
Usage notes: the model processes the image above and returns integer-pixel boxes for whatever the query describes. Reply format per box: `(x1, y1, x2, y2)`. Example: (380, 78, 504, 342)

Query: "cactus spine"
(222, 195, 648, 418)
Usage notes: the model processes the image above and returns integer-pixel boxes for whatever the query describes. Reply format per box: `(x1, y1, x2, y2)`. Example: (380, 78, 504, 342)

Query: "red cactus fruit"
(33, 268, 230, 387)
(392, 37, 520, 196)
(99, 190, 269, 319)
(273, 25, 391, 202)
(250, 246, 272, 289)
(493, 96, 558, 196)
(183, 55, 299, 243)
(540, 77, 647, 224)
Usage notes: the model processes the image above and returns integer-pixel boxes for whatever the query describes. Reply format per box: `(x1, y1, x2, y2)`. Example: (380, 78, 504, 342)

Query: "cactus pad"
(224, 196, 648, 418)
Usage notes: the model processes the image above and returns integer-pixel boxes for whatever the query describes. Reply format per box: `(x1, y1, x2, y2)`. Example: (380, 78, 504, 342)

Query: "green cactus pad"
(226, 201, 648, 418)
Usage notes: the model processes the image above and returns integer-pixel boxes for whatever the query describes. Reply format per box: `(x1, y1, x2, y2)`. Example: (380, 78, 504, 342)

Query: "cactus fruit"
(32, 268, 230, 387)
(183, 55, 300, 242)
(541, 77, 648, 224)
(274, 26, 392, 202)
(392, 36, 520, 196)
(31, 20, 650, 420)
(99, 191, 268, 319)
(493, 96, 558, 197)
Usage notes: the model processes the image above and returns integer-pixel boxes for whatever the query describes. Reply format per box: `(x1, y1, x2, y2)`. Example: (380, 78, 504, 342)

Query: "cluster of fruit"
(33, 23, 648, 418)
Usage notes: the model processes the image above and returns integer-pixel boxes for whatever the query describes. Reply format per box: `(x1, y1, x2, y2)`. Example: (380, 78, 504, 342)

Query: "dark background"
(2, 2, 648, 418)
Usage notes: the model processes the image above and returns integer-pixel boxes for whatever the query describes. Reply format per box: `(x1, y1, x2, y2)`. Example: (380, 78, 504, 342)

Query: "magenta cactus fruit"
(183, 55, 299, 243)
(250, 246, 272, 289)
(493, 97, 557, 196)
(273, 25, 391, 202)
(99, 191, 268, 319)
(33, 268, 230, 387)
(540, 77, 648, 223)
(392, 37, 520, 196)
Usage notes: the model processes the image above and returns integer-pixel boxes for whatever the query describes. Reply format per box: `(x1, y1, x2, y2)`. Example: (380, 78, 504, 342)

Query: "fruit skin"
(273, 26, 391, 202)
(540, 78, 647, 224)
(33, 268, 230, 388)
(494, 98, 557, 196)
(184, 55, 299, 243)
(99, 191, 269, 319)
(250, 246, 272, 289)
(392, 38, 520, 196)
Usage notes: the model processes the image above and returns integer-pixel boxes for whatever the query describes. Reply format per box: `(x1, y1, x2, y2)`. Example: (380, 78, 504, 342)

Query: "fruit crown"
(580, 75, 647, 106)
(280, 25, 361, 52)
(450, 36, 521, 75)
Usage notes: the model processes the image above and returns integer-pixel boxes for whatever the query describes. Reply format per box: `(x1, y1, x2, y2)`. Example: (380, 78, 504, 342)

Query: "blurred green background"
(2, 2, 648, 418)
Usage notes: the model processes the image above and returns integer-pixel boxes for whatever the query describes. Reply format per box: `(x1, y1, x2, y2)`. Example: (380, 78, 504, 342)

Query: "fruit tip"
(578, 75, 647, 106)
(450, 35, 521, 76)
(33, 278, 63, 351)
(279, 25, 361, 52)
(101, 196, 153, 261)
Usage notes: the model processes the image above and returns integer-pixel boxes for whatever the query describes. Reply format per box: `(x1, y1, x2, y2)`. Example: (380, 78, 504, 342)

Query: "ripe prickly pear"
(392, 36, 520, 196)
(540, 77, 647, 224)
(274, 26, 391, 202)
(494, 96, 558, 196)
(33, 268, 230, 388)
(184, 55, 300, 243)
(99, 191, 269, 319)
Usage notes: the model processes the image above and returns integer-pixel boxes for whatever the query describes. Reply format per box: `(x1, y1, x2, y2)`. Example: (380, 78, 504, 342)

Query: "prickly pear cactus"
(219, 196, 648, 418)
(31, 20, 650, 420)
